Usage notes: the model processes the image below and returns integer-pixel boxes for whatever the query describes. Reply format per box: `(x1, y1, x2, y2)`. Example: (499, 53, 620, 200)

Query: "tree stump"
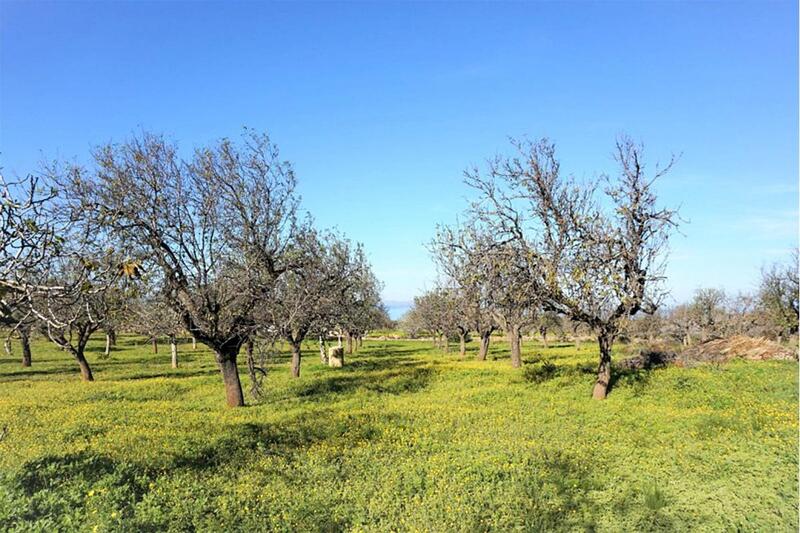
(328, 346, 344, 368)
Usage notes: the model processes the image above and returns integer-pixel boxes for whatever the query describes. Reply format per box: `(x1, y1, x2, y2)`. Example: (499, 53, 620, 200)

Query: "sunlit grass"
(0, 335, 796, 531)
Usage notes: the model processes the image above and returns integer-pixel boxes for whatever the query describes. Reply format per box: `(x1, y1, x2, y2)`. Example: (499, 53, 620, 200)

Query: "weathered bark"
(76, 352, 94, 382)
(346, 333, 354, 355)
(458, 332, 467, 358)
(509, 325, 522, 368)
(319, 336, 328, 363)
(103, 333, 112, 358)
(217, 354, 244, 407)
(591, 333, 613, 400)
(477, 332, 491, 361)
(151, 338, 158, 354)
(291, 341, 302, 378)
(170, 336, 178, 368)
(3, 338, 11, 357)
(20, 329, 32, 367)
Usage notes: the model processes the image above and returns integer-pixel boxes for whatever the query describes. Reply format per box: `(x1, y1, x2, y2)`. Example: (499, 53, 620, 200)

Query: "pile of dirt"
(678, 336, 797, 365)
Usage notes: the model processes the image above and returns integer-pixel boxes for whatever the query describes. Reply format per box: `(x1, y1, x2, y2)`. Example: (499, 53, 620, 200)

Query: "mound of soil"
(679, 336, 797, 364)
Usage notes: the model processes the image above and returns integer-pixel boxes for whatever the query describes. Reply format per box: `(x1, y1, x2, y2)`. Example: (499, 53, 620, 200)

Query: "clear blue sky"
(2, 1, 797, 318)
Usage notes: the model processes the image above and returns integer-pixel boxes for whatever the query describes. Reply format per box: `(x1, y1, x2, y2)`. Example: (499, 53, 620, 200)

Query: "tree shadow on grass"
(169, 412, 389, 473)
(293, 365, 434, 400)
(6, 451, 152, 527)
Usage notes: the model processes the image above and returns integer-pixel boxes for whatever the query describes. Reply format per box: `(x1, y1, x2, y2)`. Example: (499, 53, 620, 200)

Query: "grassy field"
(0, 336, 797, 532)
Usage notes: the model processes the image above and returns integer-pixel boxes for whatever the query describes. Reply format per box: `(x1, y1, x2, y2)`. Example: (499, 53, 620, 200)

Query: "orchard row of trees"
(404, 262, 798, 355)
(405, 135, 796, 400)
(1, 130, 388, 406)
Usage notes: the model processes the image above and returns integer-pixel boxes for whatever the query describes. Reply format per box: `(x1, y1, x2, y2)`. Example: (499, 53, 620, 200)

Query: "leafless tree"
(0, 173, 65, 366)
(56, 130, 301, 406)
(465, 135, 679, 398)
(430, 225, 499, 360)
(259, 228, 374, 377)
(758, 251, 799, 342)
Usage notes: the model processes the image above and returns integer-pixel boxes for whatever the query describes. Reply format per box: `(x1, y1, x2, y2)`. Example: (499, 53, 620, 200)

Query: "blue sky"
(1, 1, 797, 318)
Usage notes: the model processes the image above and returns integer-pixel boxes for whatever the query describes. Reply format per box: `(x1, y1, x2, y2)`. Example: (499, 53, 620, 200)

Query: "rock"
(328, 346, 344, 368)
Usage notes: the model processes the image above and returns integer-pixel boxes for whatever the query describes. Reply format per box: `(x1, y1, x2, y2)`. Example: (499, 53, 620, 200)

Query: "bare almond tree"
(260, 228, 374, 377)
(758, 251, 799, 342)
(1, 173, 63, 367)
(57, 130, 301, 406)
(465, 136, 679, 398)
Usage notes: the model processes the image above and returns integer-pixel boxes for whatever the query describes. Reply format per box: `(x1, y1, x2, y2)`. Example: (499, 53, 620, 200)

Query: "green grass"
(0, 336, 797, 531)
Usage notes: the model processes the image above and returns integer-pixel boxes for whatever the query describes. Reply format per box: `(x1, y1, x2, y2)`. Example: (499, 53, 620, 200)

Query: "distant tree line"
(1, 130, 388, 406)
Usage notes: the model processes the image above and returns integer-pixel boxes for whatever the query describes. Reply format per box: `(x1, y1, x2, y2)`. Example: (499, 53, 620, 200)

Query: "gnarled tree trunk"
(217, 353, 244, 407)
(509, 324, 522, 368)
(290, 341, 302, 378)
(477, 331, 491, 361)
(75, 351, 94, 381)
(592, 332, 614, 400)
(170, 336, 178, 368)
(20, 329, 32, 367)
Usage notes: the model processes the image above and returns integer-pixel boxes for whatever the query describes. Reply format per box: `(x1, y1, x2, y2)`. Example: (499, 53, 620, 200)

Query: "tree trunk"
(104, 333, 112, 358)
(442, 334, 449, 354)
(108, 328, 117, 346)
(319, 336, 328, 363)
(20, 329, 32, 367)
(170, 336, 178, 368)
(192, 336, 197, 350)
(592, 333, 613, 400)
(540, 327, 549, 349)
(477, 332, 491, 361)
(346, 333, 353, 355)
(217, 354, 244, 407)
(151, 337, 158, 354)
(357, 336, 363, 349)
(459, 332, 466, 358)
(3, 338, 11, 357)
(291, 341, 302, 378)
(337, 334, 342, 348)
(509, 325, 522, 368)
(76, 351, 94, 381)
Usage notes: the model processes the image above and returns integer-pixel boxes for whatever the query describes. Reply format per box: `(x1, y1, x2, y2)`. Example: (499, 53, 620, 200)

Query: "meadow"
(0, 336, 797, 532)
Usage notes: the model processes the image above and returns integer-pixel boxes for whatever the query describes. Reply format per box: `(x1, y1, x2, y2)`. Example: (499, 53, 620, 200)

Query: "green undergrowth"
(0, 336, 796, 531)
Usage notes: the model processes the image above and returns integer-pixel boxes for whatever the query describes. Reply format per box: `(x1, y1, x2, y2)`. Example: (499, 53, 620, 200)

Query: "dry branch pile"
(679, 335, 796, 364)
